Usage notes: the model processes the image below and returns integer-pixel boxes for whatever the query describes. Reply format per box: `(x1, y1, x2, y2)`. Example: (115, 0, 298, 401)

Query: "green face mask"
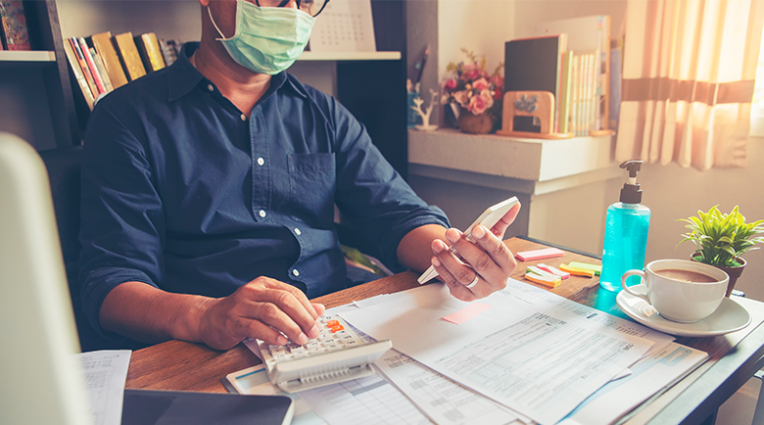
(208, 0, 315, 75)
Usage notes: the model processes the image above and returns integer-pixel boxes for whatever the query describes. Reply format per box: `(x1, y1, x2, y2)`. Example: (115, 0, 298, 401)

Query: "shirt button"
(207, 84, 214, 92)
(257, 157, 265, 166)
(240, 114, 247, 121)
(294, 228, 301, 235)
(258, 210, 266, 218)
(292, 269, 300, 277)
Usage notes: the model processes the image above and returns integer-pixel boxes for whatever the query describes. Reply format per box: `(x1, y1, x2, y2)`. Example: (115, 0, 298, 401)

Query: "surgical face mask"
(208, 0, 315, 75)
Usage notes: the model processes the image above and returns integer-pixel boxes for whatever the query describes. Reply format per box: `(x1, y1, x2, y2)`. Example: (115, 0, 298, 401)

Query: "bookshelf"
(3, 0, 410, 179)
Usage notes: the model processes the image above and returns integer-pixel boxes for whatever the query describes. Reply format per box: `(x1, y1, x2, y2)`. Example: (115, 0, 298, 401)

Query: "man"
(79, 0, 520, 351)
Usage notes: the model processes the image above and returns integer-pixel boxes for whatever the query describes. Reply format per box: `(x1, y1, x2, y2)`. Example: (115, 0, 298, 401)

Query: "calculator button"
(330, 325, 344, 333)
(326, 320, 340, 327)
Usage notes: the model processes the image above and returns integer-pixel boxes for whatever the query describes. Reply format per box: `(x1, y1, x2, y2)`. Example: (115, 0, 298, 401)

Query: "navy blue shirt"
(79, 42, 449, 339)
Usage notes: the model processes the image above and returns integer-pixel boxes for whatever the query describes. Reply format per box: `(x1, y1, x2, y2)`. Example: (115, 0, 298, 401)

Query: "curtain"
(616, 0, 764, 170)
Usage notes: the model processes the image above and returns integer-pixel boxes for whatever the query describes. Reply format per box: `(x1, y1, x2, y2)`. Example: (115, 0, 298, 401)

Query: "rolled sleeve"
(331, 98, 450, 270)
(78, 98, 166, 340)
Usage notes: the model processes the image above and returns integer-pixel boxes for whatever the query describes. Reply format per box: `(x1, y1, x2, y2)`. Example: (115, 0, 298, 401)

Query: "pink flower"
(454, 90, 470, 107)
(491, 74, 504, 90)
(444, 79, 457, 91)
(465, 69, 480, 81)
(493, 89, 503, 101)
(472, 78, 489, 92)
(480, 89, 494, 109)
(461, 63, 475, 73)
(468, 95, 487, 115)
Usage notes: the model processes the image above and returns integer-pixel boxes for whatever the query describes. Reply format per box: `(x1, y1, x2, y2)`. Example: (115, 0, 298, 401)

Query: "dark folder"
(122, 389, 294, 425)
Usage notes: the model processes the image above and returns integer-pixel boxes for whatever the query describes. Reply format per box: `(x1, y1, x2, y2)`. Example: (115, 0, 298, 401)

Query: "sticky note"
(524, 272, 562, 287)
(568, 261, 602, 275)
(515, 248, 565, 261)
(537, 263, 570, 279)
(527, 265, 557, 278)
(559, 263, 595, 278)
(442, 302, 493, 324)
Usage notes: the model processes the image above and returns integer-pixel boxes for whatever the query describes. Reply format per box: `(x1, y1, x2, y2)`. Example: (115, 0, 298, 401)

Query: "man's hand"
(198, 277, 325, 351)
(430, 202, 521, 301)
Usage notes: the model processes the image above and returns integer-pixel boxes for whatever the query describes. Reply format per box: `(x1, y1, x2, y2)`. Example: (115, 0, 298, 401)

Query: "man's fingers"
(490, 202, 521, 238)
(431, 254, 477, 302)
(239, 319, 289, 346)
(263, 278, 323, 320)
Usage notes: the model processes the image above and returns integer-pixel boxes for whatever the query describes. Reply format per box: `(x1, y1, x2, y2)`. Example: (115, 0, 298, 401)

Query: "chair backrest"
(38, 146, 116, 351)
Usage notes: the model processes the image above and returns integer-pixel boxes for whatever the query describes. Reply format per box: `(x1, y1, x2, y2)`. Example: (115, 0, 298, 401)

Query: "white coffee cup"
(621, 259, 729, 323)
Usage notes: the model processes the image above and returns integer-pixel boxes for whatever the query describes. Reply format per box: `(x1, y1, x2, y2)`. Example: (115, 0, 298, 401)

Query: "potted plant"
(678, 205, 764, 296)
(441, 49, 504, 134)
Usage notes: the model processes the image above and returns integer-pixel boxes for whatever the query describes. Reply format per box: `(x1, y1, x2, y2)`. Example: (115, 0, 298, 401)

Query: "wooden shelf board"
(297, 51, 401, 61)
(0, 50, 56, 63)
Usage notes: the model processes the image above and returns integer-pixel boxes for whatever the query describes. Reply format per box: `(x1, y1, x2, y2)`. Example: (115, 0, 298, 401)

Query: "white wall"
(434, 0, 764, 300)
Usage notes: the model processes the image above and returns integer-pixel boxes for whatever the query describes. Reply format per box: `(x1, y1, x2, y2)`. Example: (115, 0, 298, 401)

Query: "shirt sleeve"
(330, 98, 450, 270)
(78, 97, 166, 341)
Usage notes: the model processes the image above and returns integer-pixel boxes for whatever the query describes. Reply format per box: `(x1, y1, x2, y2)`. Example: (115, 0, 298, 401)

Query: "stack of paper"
(238, 279, 709, 425)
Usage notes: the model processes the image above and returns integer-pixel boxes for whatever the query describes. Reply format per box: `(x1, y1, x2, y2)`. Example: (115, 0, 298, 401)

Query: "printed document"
(559, 342, 708, 425)
(77, 350, 131, 425)
(341, 281, 657, 425)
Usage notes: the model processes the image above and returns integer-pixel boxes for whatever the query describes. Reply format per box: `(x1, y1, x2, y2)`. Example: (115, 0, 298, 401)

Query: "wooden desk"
(125, 237, 764, 425)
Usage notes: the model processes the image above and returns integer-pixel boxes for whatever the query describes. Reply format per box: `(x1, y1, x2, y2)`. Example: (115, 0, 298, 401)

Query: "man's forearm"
(99, 281, 213, 344)
(396, 224, 448, 272)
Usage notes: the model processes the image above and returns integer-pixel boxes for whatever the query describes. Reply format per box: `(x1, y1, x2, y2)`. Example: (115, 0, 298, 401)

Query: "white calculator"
(256, 315, 392, 393)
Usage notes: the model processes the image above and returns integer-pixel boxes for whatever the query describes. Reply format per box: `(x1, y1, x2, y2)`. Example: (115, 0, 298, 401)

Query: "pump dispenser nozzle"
(619, 160, 643, 204)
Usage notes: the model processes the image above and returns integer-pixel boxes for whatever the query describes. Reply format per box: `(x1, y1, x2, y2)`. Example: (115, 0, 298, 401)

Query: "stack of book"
(63, 31, 181, 110)
(505, 15, 614, 137)
(0, 0, 31, 51)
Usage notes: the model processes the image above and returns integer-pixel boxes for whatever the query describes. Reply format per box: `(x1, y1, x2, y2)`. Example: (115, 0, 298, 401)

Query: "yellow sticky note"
(525, 272, 562, 287)
(559, 264, 595, 278)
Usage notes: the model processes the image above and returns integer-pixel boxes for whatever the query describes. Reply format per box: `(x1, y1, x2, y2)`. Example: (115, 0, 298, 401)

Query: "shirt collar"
(168, 42, 309, 102)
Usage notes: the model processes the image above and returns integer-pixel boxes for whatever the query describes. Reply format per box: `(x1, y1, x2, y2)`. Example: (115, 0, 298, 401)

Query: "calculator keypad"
(260, 315, 364, 371)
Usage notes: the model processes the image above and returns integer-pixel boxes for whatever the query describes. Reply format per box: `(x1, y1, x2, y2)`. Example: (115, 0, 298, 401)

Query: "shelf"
(0, 50, 56, 63)
(297, 51, 401, 61)
(408, 128, 619, 195)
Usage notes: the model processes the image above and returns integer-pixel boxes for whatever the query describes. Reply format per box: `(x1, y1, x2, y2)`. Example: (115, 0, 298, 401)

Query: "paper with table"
(235, 278, 712, 425)
(77, 349, 131, 425)
(341, 279, 679, 425)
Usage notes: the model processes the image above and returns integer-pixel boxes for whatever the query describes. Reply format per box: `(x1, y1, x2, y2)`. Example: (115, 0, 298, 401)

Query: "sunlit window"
(752, 30, 764, 137)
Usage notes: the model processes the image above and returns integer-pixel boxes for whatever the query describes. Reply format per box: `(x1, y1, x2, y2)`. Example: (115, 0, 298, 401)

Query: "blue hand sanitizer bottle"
(600, 160, 651, 292)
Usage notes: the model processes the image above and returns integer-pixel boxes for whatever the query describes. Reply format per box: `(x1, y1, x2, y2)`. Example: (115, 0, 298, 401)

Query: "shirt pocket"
(288, 153, 336, 228)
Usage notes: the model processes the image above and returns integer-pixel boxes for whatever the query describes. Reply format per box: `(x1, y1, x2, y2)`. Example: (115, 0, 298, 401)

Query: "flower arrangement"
(442, 49, 504, 117)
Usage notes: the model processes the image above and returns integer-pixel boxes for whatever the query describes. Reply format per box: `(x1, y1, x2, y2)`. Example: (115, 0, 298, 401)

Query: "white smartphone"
(417, 196, 519, 284)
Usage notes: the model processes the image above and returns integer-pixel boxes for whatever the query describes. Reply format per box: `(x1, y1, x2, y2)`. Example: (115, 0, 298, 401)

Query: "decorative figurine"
(411, 89, 438, 131)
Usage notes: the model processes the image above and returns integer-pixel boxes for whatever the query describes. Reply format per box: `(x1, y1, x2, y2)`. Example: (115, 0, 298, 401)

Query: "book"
(0, 0, 30, 51)
(558, 51, 573, 134)
(90, 47, 114, 92)
(89, 31, 129, 89)
(79, 37, 107, 95)
(159, 39, 179, 66)
(122, 389, 294, 425)
(113, 32, 147, 81)
(134, 32, 166, 72)
(535, 15, 611, 130)
(69, 38, 99, 103)
(62, 39, 95, 110)
(504, 35, 567, 132)
(609, 41, 622, 132)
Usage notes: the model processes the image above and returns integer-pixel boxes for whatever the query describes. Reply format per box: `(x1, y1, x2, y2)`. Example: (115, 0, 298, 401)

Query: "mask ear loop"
(207, 4, 234, 41)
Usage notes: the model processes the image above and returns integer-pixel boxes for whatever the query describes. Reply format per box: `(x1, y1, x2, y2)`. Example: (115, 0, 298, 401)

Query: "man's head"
(198, 0, 327, 75)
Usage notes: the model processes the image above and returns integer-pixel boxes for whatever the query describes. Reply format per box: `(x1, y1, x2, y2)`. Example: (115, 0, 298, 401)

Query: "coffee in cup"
(621, 259, 729, 323)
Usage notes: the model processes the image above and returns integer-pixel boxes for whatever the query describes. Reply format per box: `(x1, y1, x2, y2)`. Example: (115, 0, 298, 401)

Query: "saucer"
(616, 284, 751, 337)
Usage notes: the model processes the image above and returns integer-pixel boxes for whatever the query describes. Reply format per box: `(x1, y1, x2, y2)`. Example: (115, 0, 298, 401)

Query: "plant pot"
(692, 254, 747, 297)
(457, 110, 493, 134)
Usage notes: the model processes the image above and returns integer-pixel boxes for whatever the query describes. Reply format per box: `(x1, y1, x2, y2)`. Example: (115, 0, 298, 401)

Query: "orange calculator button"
(330, 325, 344, 333)
(326, 320, 340, 327)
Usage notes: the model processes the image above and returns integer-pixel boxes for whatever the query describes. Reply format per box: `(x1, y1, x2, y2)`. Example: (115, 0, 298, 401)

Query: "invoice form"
(341, 280, 658, 425)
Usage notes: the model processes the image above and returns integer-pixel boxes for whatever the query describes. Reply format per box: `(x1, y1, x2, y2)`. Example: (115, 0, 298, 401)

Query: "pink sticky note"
(515, 248, 565, 261)
(442, 303, 493, 325)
